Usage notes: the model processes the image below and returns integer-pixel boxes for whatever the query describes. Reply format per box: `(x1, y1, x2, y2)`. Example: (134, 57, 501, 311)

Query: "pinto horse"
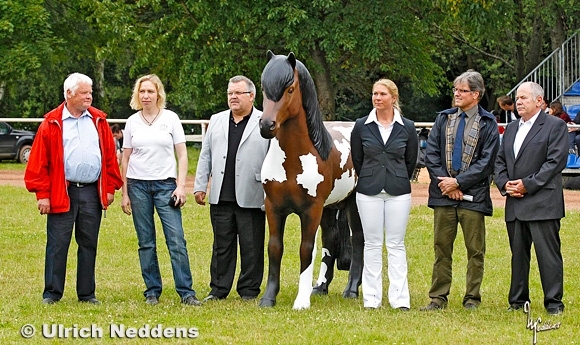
(259, 51, 364, 309)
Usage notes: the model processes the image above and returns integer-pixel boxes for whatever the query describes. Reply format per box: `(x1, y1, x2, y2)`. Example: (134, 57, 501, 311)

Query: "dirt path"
(5, 168, 580, 210)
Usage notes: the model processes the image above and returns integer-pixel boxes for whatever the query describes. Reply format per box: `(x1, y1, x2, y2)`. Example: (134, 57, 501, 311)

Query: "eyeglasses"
(227, 91, 252, 97)
(452, 87, 473, 94)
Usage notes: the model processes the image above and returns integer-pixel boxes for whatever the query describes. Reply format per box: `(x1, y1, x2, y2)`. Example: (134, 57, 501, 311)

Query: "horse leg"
(312, 208, 338, 295)
(343, 193, 364, 299)
(293, 208, 324, 310)
(259, 207, 287, 308)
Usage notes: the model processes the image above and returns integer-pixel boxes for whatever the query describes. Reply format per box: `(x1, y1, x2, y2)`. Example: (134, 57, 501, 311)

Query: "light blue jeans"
(127, 178, 195, 300)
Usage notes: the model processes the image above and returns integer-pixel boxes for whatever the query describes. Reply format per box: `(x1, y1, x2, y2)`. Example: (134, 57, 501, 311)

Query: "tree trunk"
(96, 58, 106, 100)
(311, 47, 336, 121)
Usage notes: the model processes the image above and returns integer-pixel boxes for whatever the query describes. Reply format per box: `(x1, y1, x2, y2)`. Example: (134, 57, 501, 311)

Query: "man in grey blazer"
(495, 81, 568, 315)
(194, 75, 269, 301)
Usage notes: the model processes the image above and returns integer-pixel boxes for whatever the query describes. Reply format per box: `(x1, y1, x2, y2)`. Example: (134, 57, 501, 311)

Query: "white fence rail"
(0, 118, 210, 143)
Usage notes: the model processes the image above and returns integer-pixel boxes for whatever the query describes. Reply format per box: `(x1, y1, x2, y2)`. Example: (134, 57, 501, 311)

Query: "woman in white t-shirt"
(120, 74, 200, 306)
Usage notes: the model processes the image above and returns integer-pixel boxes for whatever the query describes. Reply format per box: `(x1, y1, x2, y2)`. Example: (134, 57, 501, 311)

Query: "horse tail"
(336, 208, 352, 270)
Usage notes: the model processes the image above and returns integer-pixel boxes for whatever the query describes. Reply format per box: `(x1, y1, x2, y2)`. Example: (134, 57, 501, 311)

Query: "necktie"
(452, 112, 466, 171)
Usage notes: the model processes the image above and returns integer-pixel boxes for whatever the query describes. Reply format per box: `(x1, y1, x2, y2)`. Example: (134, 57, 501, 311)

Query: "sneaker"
(182, 295, 202, 306)
(547, 307, 563, 316)
(146, 296, 159, 305)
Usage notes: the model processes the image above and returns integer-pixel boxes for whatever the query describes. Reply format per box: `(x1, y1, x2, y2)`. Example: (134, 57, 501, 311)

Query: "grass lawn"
(0, 150, 578, 344)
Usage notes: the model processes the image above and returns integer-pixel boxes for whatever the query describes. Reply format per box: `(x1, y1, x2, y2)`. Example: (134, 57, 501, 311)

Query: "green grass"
(1, 152, 579, 344)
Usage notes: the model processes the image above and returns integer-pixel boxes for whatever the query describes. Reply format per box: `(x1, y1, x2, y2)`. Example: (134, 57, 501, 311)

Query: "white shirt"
(365, 108, 405, 144)
(124, 109, 186, 180)
(513, 110, 540, 157)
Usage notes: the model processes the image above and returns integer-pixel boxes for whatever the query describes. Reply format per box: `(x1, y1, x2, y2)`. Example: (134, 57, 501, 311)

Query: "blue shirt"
(62, 106, 101, 183)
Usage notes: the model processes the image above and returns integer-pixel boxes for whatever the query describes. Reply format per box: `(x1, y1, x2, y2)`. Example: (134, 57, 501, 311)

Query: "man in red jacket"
(24, 73, 122, 305)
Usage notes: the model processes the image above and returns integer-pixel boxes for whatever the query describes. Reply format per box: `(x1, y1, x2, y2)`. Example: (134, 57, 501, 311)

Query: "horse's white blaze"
(296, 153, 323, 197)
(293, 234, 317, 310)
(315, 248, 331, 285)
(325, 169, 356, 206)
(261, 138, 287, 183)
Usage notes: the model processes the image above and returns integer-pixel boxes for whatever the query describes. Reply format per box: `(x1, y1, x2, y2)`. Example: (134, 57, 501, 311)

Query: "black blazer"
(350, 115, 418, 196)
(495, 111, 568, 221)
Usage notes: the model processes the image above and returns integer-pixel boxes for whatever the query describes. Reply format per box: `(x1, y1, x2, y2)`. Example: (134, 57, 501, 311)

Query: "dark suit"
(494, 111, 568, 311)
(351, 117, 418, 195)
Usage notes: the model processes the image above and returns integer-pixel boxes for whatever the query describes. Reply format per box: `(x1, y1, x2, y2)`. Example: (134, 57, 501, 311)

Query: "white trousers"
(356, 191, 411, 309)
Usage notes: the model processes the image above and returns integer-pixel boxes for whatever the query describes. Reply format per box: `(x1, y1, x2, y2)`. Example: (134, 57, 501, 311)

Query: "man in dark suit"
(421, 70, 499, 311)
(497, 95, 520, 123)
(495, 81, 568, 316)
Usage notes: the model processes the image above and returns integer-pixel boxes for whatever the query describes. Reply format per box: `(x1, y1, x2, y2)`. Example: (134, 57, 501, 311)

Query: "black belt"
(68, 181, 97, 188)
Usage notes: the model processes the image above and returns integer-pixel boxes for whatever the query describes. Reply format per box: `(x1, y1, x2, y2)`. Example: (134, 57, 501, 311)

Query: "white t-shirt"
(123, 109, 186, 180)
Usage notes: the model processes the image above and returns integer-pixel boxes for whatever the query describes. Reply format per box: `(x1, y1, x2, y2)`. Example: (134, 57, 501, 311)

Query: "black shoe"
(420, 302, 445, 311)
(79, 298, 101, 305)
(507, 304, 524, 311)
(145, 296, 159, 305)
(547, 307, 563, 315)
(241, 295, 257, 301)
(203, 294, 225, 302)
(397, 307, 410, 312)
(464, 302, 478, 310)
(42, 297, 57, 305)
(182, 295, 202, 306)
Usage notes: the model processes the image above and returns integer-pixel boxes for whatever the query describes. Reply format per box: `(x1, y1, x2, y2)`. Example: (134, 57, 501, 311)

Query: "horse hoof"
(312, 284, 328, 295)
(259, 298, 276, 307)
(342, 291, 359, 299)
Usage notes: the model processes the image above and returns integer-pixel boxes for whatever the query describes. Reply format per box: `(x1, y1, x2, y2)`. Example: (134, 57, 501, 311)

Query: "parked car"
(0, 122, 35, 163)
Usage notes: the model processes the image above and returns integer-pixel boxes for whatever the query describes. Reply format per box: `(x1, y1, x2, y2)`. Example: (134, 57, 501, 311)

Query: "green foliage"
(1, 0, 580, 121)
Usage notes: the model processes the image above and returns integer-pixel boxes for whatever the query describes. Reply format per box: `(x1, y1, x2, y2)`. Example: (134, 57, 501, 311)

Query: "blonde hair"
(373, 79, 401, 112)
(130, 74, 167, 110)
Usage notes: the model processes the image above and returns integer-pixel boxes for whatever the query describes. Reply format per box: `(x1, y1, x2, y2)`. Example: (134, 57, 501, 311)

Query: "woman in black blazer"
(350, 79, 418, 310)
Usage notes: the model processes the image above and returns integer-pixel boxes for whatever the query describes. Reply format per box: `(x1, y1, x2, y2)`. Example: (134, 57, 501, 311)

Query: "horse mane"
(262, 52, 333, 160)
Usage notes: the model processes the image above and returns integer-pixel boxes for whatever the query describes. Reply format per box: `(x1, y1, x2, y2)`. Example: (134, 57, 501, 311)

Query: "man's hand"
(194, 191, 206, 206)
(107, 193, 115, 206)
(506, 179, 526, 198)
(437, 176, 460, 195)
(37, 198, 50, 215)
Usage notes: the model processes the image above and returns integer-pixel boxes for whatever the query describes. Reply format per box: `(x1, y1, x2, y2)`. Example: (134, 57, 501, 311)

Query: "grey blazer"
(194, 108, 269, 208)
(495, 111, 568, 221)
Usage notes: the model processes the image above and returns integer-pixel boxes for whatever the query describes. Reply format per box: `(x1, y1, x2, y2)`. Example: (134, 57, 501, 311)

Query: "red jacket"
(24, 103, 123, 213)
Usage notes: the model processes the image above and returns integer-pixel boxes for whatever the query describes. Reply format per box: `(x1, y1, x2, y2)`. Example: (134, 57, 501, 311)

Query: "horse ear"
(287, 52, 296, 69)
(267, 50, 275, 61)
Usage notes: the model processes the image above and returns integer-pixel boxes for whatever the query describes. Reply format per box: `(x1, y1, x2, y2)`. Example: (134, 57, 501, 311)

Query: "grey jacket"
(194, 108, 269, 208)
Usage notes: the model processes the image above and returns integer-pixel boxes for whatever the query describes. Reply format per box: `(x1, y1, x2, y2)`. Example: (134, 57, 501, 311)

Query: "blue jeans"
(127, 178, 195, 299)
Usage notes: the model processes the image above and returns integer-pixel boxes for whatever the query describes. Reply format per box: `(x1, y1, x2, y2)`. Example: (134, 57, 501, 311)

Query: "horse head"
(259, 51, 303, 139)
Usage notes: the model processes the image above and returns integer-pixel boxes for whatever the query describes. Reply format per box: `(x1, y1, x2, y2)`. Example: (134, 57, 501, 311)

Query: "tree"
(0, 0, 59, 117)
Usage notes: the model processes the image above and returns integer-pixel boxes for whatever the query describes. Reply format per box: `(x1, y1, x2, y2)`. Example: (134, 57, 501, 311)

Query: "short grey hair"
(521, 81, 544, 99)
(229, 75, 256, 94)
(63, 73, 93, 100)
(454, 70, 485, 101)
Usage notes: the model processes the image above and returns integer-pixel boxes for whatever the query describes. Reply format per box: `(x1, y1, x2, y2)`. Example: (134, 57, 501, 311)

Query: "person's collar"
(519, 110, 541, 126)
(460, 105, 478, 118)
(62, 104, 91, 120)
(365, 108, 404, 126)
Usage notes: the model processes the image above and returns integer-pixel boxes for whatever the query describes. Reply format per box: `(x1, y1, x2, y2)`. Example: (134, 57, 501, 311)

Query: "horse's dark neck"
(276, 112, 332, 161)
(307, 113, 332, 161)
